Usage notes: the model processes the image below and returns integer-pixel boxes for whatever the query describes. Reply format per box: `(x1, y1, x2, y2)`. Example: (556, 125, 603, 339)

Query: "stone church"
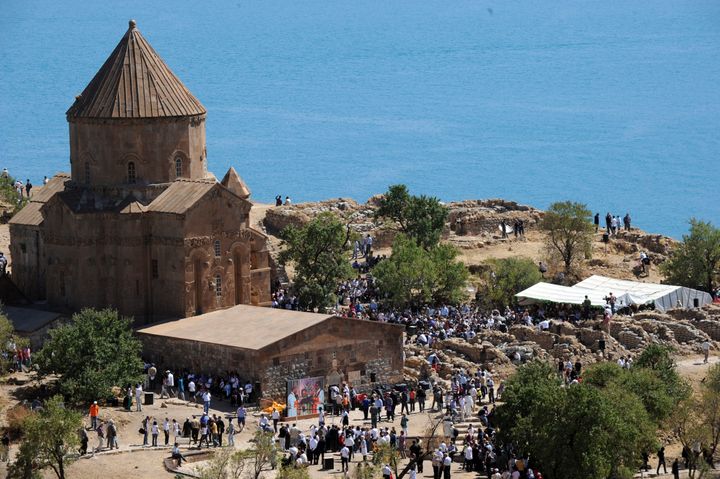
(9, 20, 271, 323)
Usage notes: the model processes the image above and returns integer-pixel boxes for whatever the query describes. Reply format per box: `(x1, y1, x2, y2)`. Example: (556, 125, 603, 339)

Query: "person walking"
(163, 417, 171, 446)
(703, 340, 711, 364)
(94, 422, 105, 453)
(202, 390, 211, 415)
(227, 420, 235, 447)
(271, 408, 280, 433)
(657, 446, 667, 475)
(237, 405, 246, 432)
(340, 445, 350, 472)
(672, 458, 680, 479)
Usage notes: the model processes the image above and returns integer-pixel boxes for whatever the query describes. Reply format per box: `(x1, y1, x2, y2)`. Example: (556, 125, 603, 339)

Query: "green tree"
(375, 184, 448, 249)
(279, 212, 354, 312)
(660, 219, 720, 293)
(373, 235, 436, 308)
(8, 395, 82, 479)
(34, 309, 143, 404)
(373, 235, 468, 308)
(482, 257, 543, 308)
(429, 243, 469, 305)
(583, 361, 679, 424)
(635, 344, 690, 402)
(198, 430, 277, 479)
(495, 361, 657, 479)
(540, 201, 593, 274)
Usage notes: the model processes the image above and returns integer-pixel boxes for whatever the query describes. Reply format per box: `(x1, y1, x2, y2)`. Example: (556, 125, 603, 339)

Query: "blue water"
(1, 1, 719, 238)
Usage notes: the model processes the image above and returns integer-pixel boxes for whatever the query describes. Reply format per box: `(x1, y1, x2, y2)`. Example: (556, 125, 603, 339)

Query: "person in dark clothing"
(594, 213, 600, 233)
(657, 447, 667, 475)
(605, 212, 612, 234)
(582, 295, 592, 319)
(217, 417, 225, 447)
(641, 451, 650, 471)
(672, 458, 680, 479)
(317, 435, 326, 465)
(409, 440, 423, 473)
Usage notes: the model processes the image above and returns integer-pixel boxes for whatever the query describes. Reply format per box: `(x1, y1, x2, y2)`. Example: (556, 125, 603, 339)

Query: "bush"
(5, 404, 31, 439)
(480, 257, 542, 308)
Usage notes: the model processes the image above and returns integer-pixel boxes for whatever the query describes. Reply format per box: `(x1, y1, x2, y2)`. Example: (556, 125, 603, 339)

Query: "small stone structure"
(137, 304, 404, 399)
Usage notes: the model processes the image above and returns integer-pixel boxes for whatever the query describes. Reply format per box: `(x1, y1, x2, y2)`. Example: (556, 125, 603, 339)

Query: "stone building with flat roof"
(9, 21, 271, 323)
(137, 304, 405, 400)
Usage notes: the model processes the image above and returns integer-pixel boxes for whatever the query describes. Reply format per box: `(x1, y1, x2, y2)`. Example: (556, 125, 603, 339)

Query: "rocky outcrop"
(404, 306, 720, 385)
(448, 199, 543, 237)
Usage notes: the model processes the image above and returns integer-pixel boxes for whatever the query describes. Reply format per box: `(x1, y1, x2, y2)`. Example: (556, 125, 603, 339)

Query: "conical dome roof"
(67, 20, 206, 120)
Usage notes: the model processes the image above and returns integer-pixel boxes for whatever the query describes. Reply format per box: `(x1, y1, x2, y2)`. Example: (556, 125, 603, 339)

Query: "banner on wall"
(286, 376, 325, 418)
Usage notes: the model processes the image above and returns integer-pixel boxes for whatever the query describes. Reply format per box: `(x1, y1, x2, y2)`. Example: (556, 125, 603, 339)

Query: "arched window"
(214, 274, 222, 297)
(127, 161, 136, 184)
(175, 157, 182, 178)
(213, 240, 221, 258)
(84, 162, 91, 184)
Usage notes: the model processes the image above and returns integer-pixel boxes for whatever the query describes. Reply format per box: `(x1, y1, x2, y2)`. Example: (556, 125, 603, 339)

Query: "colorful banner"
(286, 376, 325, 417)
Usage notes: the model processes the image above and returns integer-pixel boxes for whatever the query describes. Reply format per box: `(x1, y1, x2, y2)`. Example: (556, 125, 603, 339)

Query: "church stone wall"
(69, 116, 207, 186)
(8, 224, 45, 300)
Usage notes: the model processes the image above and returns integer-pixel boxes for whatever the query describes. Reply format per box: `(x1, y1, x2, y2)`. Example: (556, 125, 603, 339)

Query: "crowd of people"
(1, 169, 49, 204)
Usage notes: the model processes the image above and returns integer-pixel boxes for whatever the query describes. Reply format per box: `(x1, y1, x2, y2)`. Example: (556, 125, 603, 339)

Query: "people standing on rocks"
(594, 212, 600, 232)
(624, 212, 631, 230)
(25, 179, 32, 197)
(605, 212, 612, 234)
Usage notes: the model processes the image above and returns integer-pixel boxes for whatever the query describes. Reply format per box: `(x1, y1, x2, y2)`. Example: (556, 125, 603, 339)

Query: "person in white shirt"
(344, 435, 355, 461)
(340, 445, 350, 471)
(382, 464, 392, 479)
(464, 444, 474, 471)
(135, 384, 143, 412)
(271, 408, 280, 433)
(443, 455, 452, 477)
(202, 390, 211, 414)
(188, 380, 196, 402)
(259, 414, 270, 432)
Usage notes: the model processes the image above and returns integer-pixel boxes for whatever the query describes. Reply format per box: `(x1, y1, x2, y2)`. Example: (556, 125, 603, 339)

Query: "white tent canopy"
(515, 275, 712, 312)
(573, 275, 713, 312)
(515, 282, 630, 308)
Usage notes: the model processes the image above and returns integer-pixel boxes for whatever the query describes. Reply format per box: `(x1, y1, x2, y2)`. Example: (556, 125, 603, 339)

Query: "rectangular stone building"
(137, 304, 404, 400)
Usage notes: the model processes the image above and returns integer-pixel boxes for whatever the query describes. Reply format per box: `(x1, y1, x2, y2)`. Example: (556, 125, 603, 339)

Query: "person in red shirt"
(89, 401, 100, 430)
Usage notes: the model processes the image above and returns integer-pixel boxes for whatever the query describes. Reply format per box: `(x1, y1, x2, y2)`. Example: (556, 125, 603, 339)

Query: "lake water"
(1, 1, 718, 238)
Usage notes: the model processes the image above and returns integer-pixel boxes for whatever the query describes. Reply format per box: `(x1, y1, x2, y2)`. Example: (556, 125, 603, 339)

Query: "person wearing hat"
(89, 401, 100, 430)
